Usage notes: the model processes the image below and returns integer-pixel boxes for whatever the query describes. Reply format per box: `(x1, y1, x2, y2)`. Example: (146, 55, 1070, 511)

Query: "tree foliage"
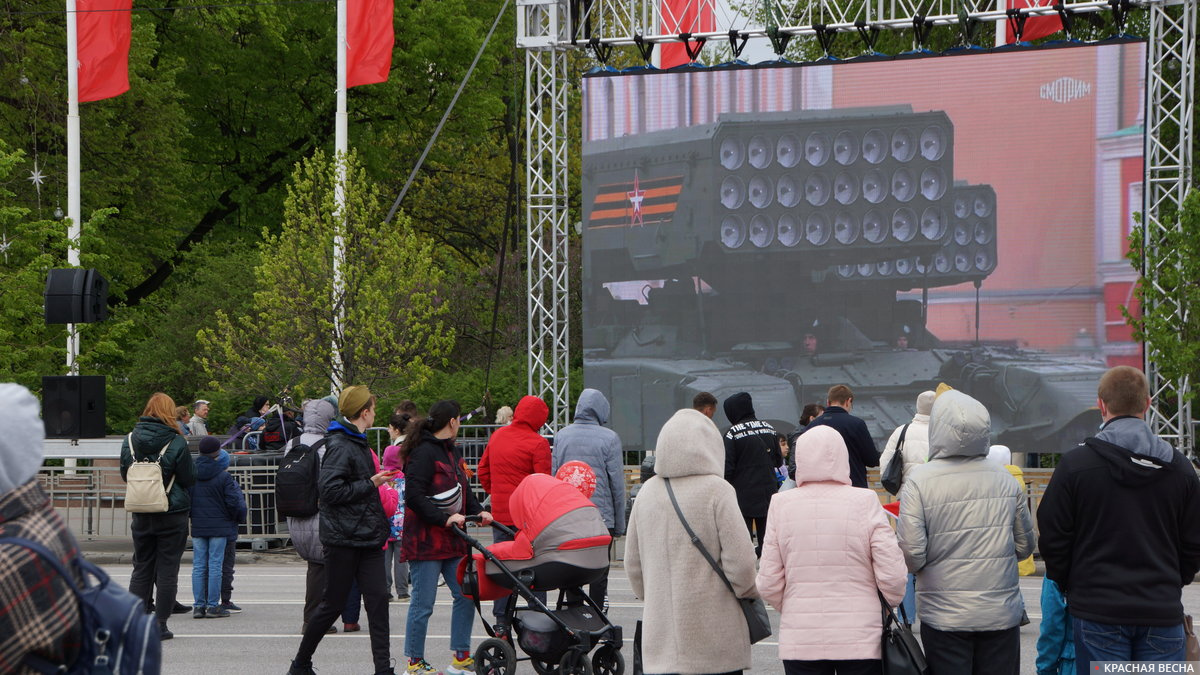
(1125, 190, 1200, 404)
(198, 150, 456, 402)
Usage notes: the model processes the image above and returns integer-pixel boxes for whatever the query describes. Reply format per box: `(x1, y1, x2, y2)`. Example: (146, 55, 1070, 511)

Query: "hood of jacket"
(131, 417, 184, 457)
(653, 408, 725, 478)
(303, 398, 336, 436)
(928, 390, 991, 460)
(988, 444, 1012, 466)
(1085, 436, 1180, 488)
(0, 384, 45, 494)
(513, 395, 550, 431)
(1094, 415, 1174, 463)
(195, 453, 226, 481)
(573, 388, 610, 426)
(327, 418, 366, 440)
(793, 425, 852, 486)
(723, 392, 756, 425)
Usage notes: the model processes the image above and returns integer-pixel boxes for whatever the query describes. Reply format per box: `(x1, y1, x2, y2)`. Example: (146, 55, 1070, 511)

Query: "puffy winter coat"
(403, 432, 484, 561)
(189, 452, 247, 538)
(120, 417, 196, 514)
(317, 420, 390, 549)
(286, 398, 336, 563)
(551, 389, 626, 533)
(877, 412, 930, 490)
(477, 396, 551, 526)
(722, 393, 782, 518)
(756, 425, 908, 660)
(897, 390, 1036, 631)
(627, 409, 759, 675)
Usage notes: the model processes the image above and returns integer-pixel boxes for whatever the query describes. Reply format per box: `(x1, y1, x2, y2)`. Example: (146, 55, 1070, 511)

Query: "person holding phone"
(400, 400, 492, 675)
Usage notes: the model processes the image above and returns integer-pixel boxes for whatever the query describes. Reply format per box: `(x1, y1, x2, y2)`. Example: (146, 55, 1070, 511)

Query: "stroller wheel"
(531, 659, 560, 675)
(591, 645, 624, 675)
(558, 650, 594, 675)
(474, 638, 516, 675)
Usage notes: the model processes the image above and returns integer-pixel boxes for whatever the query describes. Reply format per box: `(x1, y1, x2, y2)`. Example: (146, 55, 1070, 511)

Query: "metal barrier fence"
(39, 424, 512, 544)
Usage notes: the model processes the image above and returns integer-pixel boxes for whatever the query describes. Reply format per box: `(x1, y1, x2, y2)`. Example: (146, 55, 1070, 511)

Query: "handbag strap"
(663, 477, 738, 597)
(877, 589, 912, 626)
(896, 423, 910, 455)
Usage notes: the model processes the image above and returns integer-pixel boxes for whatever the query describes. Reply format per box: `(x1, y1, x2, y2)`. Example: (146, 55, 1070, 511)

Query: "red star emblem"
(627, 171, 646, 227)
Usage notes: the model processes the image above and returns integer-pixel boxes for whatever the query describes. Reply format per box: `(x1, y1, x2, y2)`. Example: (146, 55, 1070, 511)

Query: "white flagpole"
(331, 0, 348, 394)
(65, 0, 81, 376)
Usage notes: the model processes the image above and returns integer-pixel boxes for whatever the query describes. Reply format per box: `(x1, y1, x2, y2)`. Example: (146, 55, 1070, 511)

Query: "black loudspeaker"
(42, 375, 106, 439)
(44, 269, 108, 324)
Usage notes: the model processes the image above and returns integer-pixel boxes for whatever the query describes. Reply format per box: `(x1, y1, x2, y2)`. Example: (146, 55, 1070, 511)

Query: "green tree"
(1125, 190, 1200, 404)
(197, 150, 456, 401)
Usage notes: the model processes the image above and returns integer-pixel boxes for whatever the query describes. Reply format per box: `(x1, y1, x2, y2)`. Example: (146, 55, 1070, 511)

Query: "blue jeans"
(1073, 617, 1186, 674)
(192, 536, 226, 607)
(405, 558, 473, 657)
(899, 574, 916, 622)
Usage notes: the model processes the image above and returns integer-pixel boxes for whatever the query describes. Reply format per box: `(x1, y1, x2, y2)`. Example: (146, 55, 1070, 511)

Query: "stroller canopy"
(492, 473, 611, 562)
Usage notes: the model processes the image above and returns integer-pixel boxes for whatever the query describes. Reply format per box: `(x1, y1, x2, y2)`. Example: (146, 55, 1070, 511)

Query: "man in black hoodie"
(1038, 366, 1200, 666)
(722, 392, 782, 557)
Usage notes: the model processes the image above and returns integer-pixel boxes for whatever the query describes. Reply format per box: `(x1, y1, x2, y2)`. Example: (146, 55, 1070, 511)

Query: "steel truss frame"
(518, 0, 1197, 450)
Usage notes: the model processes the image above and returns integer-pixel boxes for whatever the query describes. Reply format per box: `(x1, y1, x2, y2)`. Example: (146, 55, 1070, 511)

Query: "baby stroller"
(455, 474, 623, 675)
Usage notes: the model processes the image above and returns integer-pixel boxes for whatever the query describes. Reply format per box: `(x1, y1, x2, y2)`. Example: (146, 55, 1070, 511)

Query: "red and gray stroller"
(456, 473, 623, 675)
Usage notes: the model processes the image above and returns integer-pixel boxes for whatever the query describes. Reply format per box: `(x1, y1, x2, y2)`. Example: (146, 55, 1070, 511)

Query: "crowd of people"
(1, 365, 1199, 675)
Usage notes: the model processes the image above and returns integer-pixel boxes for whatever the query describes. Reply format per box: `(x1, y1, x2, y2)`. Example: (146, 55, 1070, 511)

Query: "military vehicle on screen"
(581, 106, 1107, 458)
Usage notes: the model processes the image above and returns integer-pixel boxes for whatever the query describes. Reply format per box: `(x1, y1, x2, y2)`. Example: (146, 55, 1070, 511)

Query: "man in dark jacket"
(722, 392, 781, 557)
(805, 385, 879, 489)
(477, 395, 551, 624)
(289, 386, 396, 675)
(0, 384, 86, 672)
(552, 388, 626, 610)
(1038, 366, 1200, 666)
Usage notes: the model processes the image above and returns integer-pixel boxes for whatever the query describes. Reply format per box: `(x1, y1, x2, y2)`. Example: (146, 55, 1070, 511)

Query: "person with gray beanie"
(878, 390, 936, 491)
(0, 384, 86, 669)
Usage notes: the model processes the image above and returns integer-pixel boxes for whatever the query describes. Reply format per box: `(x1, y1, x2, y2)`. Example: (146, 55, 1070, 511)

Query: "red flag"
(1005, 0, 1063, 43)
(659, 0, 715, 69)
(347, 0, 394, 88)
(77, 0, 132, 102)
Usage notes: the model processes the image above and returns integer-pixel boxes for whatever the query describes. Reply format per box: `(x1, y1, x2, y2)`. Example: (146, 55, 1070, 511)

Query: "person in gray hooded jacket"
(897, 389, 1035, 675)
(286, 396, 339, 635)
(551, 388, 626, 610)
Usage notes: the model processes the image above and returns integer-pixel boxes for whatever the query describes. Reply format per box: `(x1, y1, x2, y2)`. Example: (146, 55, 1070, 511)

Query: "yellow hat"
(935, 383, 954, 397)
(338, 385, 373, 418)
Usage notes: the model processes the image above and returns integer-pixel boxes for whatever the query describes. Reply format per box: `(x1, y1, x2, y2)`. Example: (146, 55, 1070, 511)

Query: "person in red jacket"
(477, 395, 551, 628)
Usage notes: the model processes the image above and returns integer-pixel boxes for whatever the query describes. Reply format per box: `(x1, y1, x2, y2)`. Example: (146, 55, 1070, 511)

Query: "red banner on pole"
(77, 0, 132, 102)
(1005, 0, 1063, 43)
(347, 0, 394, 88)
(660, 0, 715, 68)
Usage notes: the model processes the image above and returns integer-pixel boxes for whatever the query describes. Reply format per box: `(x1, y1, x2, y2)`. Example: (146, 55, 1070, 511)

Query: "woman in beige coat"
(626, 408, 761, 674)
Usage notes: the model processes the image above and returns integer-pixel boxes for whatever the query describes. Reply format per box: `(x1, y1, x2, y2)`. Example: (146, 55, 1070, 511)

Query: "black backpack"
(275, 438, 327, 517)
(1, 536, 161, 675)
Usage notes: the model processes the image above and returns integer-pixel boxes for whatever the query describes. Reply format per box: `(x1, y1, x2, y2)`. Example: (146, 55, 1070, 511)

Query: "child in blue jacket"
(1036, 577, 1075, 675)
(189, 437, 247, 618)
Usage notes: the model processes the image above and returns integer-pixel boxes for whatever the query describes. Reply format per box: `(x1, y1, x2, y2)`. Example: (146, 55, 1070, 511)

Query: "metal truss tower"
(519, 1, 573, 429)
(518, 0, 1197, 447)
(1143, 0, 1196, 452)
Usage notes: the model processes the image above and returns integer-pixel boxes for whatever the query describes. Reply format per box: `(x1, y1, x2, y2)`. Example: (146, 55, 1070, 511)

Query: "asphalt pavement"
(82, 538, 1200, 675)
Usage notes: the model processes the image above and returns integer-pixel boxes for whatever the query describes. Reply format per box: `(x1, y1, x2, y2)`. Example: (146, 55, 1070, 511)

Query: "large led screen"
(581, 42, 1146, 459)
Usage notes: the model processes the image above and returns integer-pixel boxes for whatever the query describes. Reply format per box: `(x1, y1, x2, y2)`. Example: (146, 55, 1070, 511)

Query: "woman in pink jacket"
(755, 425, 908, 675)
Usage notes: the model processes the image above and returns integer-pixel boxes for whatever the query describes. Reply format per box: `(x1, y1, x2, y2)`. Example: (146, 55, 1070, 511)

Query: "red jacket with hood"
(478, 396, 551, 526)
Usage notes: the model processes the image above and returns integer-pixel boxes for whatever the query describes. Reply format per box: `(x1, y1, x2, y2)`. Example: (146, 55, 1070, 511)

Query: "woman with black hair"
(401, 400, 492, 675)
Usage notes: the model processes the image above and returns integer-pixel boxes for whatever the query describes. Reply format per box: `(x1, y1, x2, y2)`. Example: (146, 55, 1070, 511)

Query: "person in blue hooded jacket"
(551, 388, 625, 610)
(188, 436, 246, 618)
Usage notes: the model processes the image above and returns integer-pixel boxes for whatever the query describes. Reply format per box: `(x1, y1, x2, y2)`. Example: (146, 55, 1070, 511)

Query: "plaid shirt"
(0, 480, 82, 674)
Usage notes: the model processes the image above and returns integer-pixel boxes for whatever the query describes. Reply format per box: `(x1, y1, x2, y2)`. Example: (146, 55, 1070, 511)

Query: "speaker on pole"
(42, 375, 106, 439)
(44, 269, 108, 324)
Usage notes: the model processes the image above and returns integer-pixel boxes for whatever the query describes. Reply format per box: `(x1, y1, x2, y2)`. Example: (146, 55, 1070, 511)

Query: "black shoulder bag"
(879, 591, 929, 675)
(663, 477, 772, 644)
(881, 423, 910, 495)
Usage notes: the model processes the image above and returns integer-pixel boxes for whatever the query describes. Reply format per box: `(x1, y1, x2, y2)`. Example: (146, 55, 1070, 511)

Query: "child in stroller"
(455, 473, 623, 675)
